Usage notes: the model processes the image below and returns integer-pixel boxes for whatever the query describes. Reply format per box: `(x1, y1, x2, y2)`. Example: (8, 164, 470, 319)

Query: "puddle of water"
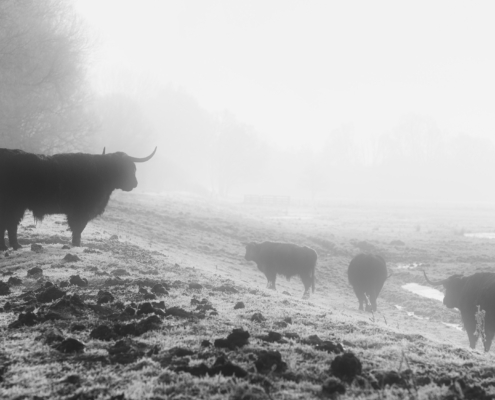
(406, 311, 429, 320)
(442, 322, 463, 331)
(395, 263, 423, 270)
(465, 232, 495, 239)
(402, 283, 444, 302)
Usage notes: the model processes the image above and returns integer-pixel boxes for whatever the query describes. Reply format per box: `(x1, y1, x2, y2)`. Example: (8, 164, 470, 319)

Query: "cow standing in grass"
(424, 271, 495, 351)
(348, 253, 388, 312)
(244, 241, 317, 298)
(0, 147, 156, 249)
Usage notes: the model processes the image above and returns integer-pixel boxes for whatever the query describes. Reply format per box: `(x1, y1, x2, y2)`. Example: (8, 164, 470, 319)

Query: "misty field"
(1, 192, 495, 399)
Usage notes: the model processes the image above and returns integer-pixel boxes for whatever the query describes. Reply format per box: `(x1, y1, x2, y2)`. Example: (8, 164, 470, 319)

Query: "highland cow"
(244, 241, 317, 297)
(424, 271, 495, 351)
(348, 253, 388, 312)
(0, 147, 156, 249)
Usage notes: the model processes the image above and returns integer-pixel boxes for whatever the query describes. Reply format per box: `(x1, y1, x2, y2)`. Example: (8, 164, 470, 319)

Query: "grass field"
(1, 192, 495, 399)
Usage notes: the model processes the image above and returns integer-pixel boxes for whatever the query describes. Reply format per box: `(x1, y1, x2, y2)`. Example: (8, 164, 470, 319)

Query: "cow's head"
(423, 271, 465, 308)
(103, 147, 156, 191)
(244, 242, 259, 262)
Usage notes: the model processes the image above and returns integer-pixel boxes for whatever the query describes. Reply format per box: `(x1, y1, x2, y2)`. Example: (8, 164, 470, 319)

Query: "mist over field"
(74, 0, 495, 203)
(1, 0, 492, 203)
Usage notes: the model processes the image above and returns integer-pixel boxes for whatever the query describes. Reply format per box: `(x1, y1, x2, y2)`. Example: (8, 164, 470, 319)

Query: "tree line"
(2, 1, 494, 202)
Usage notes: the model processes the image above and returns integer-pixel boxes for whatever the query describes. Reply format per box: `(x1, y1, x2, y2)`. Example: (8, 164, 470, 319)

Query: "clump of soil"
(177, 355, 248, 378)
(0, 282, 10, 296)
(69, 275, 88, 287)
(53, 338, 85, 353)
(322, 377, 346, 396)
(9, 312, 39, 328)
(256, 331, 287, 344)
(213, 284, 239, 294)
(151, 284, 168, 295)
(7, 277, 22, 286)
(189, 282, 203, 290)
(63, 254, 81, 262)
(331, 353, 362, 381)
(36, 286, 65, 303)
(137, 302, 155, 315)
(90, 325, 119, 341)
(107, 338, 149, 364)
(251, 312, 266, 323)
(97, 290, 115, 304)
(214, 328, 250, 350)
(255, 350, 287, 374)
(27, 267, 43, 277)
(105, 277, 125, 286)
(31, 244, 43, 252)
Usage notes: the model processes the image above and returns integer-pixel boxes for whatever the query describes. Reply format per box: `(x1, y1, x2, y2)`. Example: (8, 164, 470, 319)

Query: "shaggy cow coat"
(424, 271, 495, 351)
(244, 241, 317, 297)
(0, 147, 155, 249)
(348, 253, 388, 312)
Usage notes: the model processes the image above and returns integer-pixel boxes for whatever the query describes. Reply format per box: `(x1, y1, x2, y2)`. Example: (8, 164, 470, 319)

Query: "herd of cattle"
(0, 147, 495, 352)
(244, 241, 495, 352)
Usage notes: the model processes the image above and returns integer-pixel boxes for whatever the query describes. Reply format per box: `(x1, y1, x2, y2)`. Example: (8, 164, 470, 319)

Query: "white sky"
(75, 0, 495, 150)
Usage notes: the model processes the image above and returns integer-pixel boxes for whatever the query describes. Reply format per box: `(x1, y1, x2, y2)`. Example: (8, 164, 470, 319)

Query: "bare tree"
(0, 0, 93, 153)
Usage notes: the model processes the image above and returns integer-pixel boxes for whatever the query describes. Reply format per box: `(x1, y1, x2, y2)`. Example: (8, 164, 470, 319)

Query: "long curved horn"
(127, 147, 157, 163)
(102, 147, 105, 155)
(423, 270, 446, 286)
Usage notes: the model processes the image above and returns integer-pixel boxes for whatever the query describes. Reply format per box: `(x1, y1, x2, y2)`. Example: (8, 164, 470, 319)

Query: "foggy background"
(2, 0, 495, 203)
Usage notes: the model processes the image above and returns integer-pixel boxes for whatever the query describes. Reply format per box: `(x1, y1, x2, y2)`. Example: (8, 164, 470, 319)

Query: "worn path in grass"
(1, 192, 495, 399)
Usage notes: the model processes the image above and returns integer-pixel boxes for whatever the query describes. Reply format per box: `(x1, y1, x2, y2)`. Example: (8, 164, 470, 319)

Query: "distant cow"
(348, 254, 388, 312)
(0, 147, 156, 250)
(424, 271, 495, 351)
(244, 241, 317, 297)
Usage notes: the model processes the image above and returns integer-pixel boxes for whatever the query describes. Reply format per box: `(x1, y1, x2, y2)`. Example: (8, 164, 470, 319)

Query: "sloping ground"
(0, 193, 495, 399)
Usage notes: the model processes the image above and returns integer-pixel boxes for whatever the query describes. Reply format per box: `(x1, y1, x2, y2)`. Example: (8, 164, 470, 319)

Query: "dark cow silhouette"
(0, 147, 156, 249)
(348, 253, 388, 312)
(424, 271, 495, 351)
(244, 241, 317, 297)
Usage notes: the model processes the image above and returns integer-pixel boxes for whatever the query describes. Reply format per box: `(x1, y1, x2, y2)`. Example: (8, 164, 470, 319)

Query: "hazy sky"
(76, 0, 495, 150)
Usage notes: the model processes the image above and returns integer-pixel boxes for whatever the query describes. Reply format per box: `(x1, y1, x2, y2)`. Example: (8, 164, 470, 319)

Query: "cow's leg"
(484, 328, 494, 352)
(0, 208, 23, 250)
(366, 291, 378, 312)
(467, 329, 478, 349)
(352, 286, 365, 310)
(7, 224, 21, 250)
(0, 210, 7, 250)
(265, 271, 277, 290)
(301, 274, 311, 298)
(6, 208, 24, 250)
(483, 311, 495, 352)
(67, 214, 88, 247)
(461, 310, 478, 349)
(358, 294, 366, 311)
(0, 225, 6, 251)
